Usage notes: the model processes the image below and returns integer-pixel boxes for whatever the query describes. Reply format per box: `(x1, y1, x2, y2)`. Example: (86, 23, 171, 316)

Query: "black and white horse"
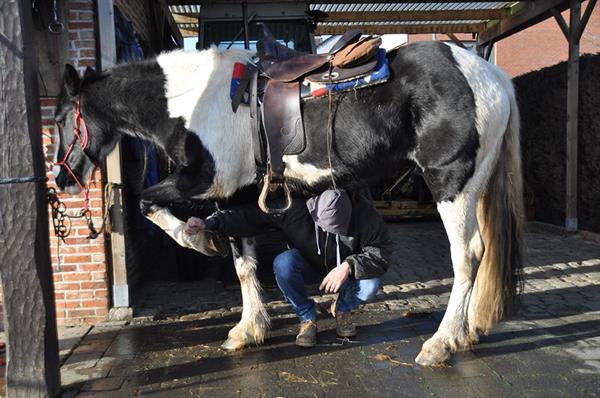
(53, 41, 523, 366)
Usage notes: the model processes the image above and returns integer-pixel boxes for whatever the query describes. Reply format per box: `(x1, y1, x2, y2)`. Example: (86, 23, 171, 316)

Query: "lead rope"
(326, 62, 338, 191)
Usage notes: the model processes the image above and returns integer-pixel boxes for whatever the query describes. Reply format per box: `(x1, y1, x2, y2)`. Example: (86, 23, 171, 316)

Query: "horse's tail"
(473, 75, 524, 333)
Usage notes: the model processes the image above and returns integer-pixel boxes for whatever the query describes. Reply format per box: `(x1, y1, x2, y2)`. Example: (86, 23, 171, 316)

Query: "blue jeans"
(273, 248, 380, 323)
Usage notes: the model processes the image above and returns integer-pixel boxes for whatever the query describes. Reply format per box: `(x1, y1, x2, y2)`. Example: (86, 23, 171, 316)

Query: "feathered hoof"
(415, 337, 451, 367)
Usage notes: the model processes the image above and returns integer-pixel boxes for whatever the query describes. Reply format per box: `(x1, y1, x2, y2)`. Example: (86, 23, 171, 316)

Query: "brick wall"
(497, 6, 600, 77)
(43, 0, 110, 325)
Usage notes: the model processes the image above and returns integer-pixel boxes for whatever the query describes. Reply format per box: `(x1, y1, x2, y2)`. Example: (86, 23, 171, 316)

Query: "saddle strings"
(326, 63, 338, 191)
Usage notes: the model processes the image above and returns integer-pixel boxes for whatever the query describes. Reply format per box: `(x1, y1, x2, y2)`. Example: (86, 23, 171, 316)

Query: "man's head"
(306, 190, 352, 235)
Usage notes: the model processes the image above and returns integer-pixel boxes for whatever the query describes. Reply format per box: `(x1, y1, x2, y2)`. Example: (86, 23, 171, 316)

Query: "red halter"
(54, 97, 93, 209)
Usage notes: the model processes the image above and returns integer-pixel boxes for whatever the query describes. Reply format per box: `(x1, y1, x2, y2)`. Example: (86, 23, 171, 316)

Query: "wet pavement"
(58, 221, 600, 397)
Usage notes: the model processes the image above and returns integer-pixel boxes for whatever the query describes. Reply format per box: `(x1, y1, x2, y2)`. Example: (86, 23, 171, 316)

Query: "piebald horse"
(52, 41, 523, 366)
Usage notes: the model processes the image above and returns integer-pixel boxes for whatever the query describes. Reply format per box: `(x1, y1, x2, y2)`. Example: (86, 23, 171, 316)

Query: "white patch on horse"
(157, 49, 257, 198)
(444, 43, 511, 193)
(283, 155, 332, 186)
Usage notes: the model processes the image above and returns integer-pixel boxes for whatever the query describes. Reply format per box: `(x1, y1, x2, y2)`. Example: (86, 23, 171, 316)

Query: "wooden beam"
(575, 0, 597, 41)
(179, 28, 199, 37)
(160, 0, 184, 47)
(173, 13, 198, 24)
(322, 9, 508, 23)
(446, 32, 467, 48)
(97, 0, 133, 318)
(169, 0, 513, 4)
(0, 1, 61, 396)
(316, 23, 486, 35)
(565, 0, 581, 231)
(551, 7, 570, 39)
(478, 0, 571, 46)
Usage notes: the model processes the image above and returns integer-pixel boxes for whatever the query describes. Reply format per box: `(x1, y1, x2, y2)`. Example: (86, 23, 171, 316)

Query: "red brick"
(75, 40, 95, 49)
(66, 291, 93, 300)
(62, 255, 92, 264)
(63, 272, 92, 281)
(53, 274, 63, 282)
(54, 282, 81, 291)
(79, 49, 96, 58)
(63, 301, 81, 309)
(40, 98, 58, 106)
(53, 265, 78, 273)
(94, 289, 108, 298)
(68, 22, 93, 30)
(79, 263, 104, 271)
(94, 308, 109, 316)
(66, 309, 95, 317)
(78, 59, 96, 67)
(82, 299, 108, 308)
(91, 271, 107, 281)
(81, 281, 105, 290)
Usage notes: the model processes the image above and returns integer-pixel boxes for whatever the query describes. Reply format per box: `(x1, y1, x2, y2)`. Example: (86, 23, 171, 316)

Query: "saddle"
(232, 24, 382, 213)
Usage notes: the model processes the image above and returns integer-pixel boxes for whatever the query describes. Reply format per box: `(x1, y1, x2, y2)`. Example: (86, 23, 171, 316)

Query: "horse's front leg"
(222, 237, 271, 351)
(139, 174, 227, 256)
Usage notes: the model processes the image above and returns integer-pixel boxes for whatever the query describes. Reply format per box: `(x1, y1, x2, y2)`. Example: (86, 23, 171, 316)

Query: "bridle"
(54, 97, 94, 210)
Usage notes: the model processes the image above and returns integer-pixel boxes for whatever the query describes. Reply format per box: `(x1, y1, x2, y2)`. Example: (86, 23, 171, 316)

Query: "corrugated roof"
(168, 1, 522, 37)
(311, 2, 514, 13)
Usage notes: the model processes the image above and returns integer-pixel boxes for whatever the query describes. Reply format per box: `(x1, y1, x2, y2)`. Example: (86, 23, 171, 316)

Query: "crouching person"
(184, 190, 391, 347)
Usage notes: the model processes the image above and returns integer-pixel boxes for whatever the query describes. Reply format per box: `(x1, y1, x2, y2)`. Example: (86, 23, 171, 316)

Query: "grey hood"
(306, 190, 352, 267)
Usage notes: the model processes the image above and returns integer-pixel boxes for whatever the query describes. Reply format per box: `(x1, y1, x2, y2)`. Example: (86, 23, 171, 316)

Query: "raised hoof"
(415, 339, 451, 367)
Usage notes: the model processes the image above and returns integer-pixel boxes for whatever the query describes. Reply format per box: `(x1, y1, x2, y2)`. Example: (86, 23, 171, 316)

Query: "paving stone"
(56, 221, 600, 396)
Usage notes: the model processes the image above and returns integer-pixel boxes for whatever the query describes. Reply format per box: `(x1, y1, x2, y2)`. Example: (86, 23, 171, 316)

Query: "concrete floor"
(55, 221, 600, 397)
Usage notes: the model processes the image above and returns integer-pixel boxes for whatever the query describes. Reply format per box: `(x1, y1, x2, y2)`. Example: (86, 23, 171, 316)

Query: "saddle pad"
(302, 49, 389, 100)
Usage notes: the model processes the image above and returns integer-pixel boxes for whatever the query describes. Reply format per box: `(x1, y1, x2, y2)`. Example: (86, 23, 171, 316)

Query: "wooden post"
(0, 1, 61, 397)
(97, 0, 132, 318)
(565, 0, 581, 231)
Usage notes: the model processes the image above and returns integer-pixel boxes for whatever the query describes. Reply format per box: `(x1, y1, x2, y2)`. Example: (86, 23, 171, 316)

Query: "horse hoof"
(415, 339, 451, 367)
(221, 337, 249, 351)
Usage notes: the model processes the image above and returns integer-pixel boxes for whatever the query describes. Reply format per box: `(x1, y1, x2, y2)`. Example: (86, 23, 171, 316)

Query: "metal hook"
(48, 0, 64, 34)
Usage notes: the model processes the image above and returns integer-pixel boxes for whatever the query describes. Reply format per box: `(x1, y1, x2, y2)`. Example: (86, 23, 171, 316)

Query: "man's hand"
(184, 217, 205, 235)
(320, 262, 352, 293)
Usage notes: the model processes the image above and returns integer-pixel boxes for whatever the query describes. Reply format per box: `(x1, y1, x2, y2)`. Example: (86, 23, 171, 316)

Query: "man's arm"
(187, 204, 276, 238)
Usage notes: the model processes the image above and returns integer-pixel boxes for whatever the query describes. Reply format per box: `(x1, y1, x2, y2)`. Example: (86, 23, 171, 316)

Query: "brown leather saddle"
(232, 24, 382, 213)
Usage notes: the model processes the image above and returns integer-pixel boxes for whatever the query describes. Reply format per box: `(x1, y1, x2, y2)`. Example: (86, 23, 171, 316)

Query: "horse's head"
(53, 64, 118, 194)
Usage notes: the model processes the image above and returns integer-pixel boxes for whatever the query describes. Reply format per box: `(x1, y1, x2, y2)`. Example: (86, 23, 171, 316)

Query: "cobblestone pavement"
(59, 221, 600, 397)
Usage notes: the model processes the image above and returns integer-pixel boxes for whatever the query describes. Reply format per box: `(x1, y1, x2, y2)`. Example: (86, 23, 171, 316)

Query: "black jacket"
(208, 191, 391, 279)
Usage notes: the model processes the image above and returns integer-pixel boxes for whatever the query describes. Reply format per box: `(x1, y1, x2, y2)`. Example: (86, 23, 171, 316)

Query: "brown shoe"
(335, 311, 357, 338)
(296, 320, 317, 347)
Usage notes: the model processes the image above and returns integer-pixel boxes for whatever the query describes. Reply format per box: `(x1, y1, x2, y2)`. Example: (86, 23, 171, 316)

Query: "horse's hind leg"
(415, 191, 484, 366)
(222, 237, 271, 351)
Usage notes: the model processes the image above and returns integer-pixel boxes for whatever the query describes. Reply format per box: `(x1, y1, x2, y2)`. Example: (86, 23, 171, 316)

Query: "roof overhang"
(167, 0, 581, 51)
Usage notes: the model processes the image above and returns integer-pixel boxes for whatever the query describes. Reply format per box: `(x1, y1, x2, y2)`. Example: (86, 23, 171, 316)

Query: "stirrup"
(258, 174, 292, 214)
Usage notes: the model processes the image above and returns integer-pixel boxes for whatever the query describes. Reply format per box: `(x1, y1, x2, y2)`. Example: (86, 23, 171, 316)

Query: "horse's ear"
(83, 66, 96, 80)
(63, 64, 80, 98)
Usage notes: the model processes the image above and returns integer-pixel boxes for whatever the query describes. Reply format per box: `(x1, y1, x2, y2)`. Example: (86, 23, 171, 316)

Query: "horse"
(52, 40, 524, 367)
